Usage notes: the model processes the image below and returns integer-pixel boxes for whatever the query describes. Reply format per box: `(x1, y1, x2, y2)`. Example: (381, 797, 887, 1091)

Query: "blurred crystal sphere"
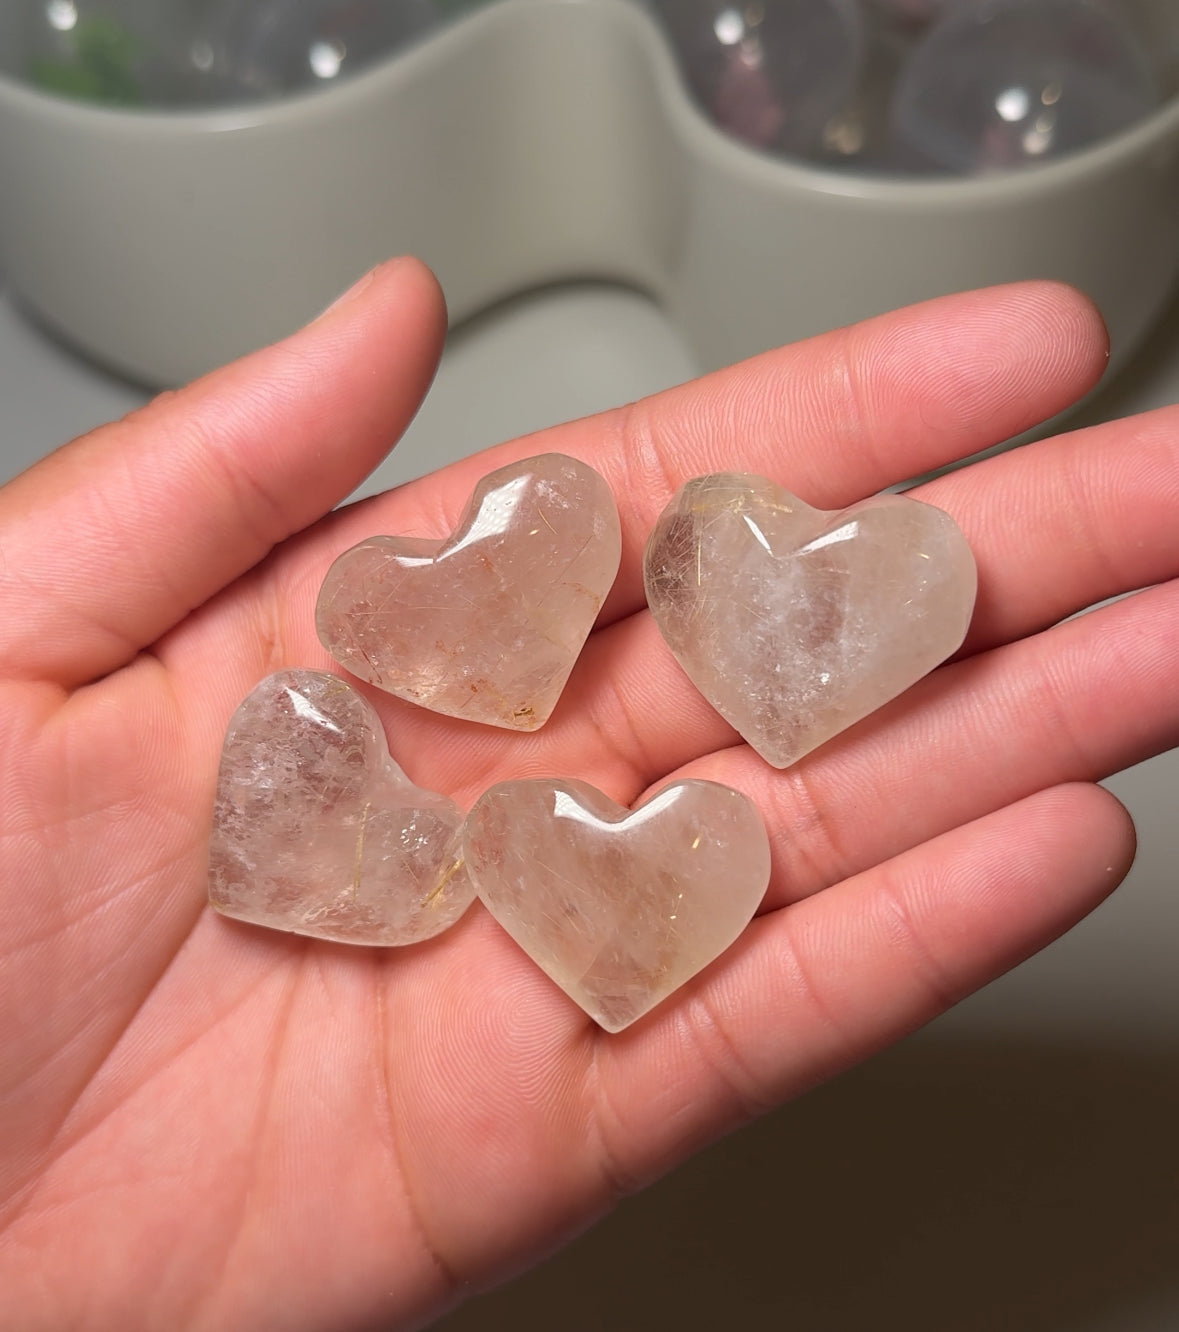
(200, 0, 443, 100)
(649, 0, 865, 155)
(891, 0, 1160, 173)
(15, 0, 482, 106)
(17, 0, 216, 105)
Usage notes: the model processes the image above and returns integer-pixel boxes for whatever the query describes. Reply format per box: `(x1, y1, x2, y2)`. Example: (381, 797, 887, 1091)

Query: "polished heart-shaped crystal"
(644, 474, 977, 768)
(208, 670, 472, 945)
(463, 778, 771, 1032)
(316, 453, 622, 730)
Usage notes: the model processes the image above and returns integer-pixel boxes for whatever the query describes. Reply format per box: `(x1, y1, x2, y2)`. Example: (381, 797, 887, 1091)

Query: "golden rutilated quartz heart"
(463, 778, 771, 1032)
(643, 473, 977, 769)
(208, 670, 473, 945)
(315, 453, 622, 730)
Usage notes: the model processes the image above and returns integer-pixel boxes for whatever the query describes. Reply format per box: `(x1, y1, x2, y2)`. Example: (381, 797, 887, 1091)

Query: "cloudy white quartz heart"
(643, 473, 977, 768)
(315, 454, 622, 730)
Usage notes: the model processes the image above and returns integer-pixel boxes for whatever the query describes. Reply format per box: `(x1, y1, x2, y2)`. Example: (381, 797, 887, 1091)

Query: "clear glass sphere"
(200, 0, 443, 100)
(11, 0, 482, 106)
(14, 0, 215, 105)
(891, 0, 1160, 174)
(650, 0, 865, 156)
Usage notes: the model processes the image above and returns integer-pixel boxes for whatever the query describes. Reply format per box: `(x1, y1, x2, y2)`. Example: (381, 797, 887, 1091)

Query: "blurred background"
(1, 2, 1177, 1328)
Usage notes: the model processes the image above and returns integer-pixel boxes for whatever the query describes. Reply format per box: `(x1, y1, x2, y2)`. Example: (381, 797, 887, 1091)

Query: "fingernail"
(314, 266, 380, 322)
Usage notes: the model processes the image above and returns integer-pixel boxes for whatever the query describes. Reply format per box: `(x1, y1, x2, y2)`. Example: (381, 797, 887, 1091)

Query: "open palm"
(3, 260, 1177, 1331)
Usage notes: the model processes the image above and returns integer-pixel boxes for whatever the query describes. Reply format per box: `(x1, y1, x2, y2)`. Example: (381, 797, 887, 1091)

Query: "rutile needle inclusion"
(463, 778, 771, 1032)
(209, 670, 473, 945)
(316, 453, 622, 730)
(643, 473, 977, 768)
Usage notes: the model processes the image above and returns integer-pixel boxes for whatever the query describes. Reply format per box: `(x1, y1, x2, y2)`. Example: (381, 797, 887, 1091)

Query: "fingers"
(593, 783, 1134, 1189)
(657, 579, 1179, 912)
(0, 258, 447, 689)
(920, 402, 1179, 659)
(548, 396, 1179, 792)
(166, 336, 1179, 831)
(300, 281, 1109, 622)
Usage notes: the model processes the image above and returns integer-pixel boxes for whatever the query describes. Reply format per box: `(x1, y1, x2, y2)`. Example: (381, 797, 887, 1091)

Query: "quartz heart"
(463, 779, 771, 1032)
(208, 670, 472, 945)
(644, 473, 977, 768)
(316, 453, 622, 730)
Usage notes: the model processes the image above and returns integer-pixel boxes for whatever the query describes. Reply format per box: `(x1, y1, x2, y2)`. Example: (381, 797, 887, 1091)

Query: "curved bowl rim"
(0, 0, 1177, 205)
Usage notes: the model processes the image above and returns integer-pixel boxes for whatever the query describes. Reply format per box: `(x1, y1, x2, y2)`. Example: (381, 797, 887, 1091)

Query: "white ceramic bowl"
(1, 0, 1178, 385)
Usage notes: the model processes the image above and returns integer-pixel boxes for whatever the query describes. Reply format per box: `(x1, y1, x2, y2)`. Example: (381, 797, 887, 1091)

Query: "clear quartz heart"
(463, 778, 771, 1032)
(315, 453, 622, 730)
(644, 473, 977, 768)
(208, 670, 472, 945)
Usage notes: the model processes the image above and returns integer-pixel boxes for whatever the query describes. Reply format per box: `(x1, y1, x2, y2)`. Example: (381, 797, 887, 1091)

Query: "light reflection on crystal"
(649, 0, 865, 154)
(891, 0, 1160, 173)
(308, 38, 345, 79)
(202, 0, 440, 98)
(45, 0, 77, 32)
(189, 39, 215, 72)
(714, 7, 744, 46)
(316, 454, 621, 731)
(465, 778, 771, 1032)
(996, 86, 1030, 122)
(209, 670, 473, 946)
(643, 473, 977, 769)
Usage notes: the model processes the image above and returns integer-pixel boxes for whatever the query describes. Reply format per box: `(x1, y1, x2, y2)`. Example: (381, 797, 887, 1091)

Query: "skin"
(1, 258, 1176, 1331)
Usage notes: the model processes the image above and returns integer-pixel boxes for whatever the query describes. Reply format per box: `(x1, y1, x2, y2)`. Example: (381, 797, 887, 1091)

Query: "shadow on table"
(433, 1034, 1179, 1332)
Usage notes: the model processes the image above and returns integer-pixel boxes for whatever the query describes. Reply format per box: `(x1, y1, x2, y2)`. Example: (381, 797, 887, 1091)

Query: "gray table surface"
(2, 279, 1176, 1332)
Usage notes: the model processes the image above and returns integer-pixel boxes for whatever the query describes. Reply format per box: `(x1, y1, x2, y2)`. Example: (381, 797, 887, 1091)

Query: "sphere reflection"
(17, 0, 478, 106)
(649, 0, 865, 155)
(202, 0, 441, 99)
(891, 0, 1160, 173)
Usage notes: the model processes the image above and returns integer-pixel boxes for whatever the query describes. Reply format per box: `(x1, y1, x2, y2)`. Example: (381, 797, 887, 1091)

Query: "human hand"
(2, 259, 1175, 1331)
